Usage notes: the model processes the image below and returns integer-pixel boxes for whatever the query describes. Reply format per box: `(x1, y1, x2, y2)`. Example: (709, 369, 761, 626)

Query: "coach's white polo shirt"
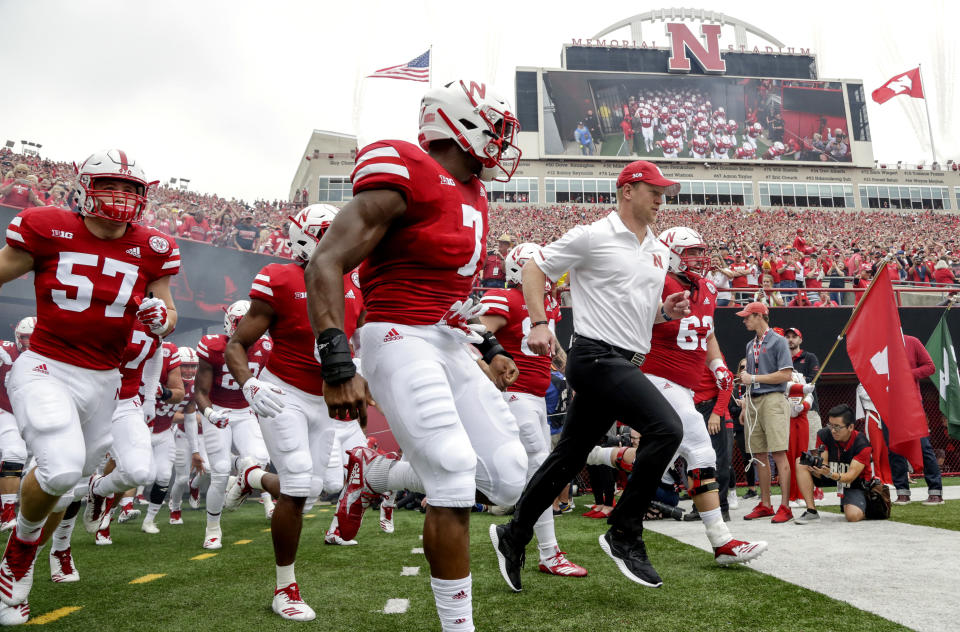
(534, 211, 668, 353)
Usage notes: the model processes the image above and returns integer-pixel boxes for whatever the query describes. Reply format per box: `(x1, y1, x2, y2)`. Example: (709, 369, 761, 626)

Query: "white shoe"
(141, 520, 159, 535)
(203, 526, 222, 550)
(324, 529, 357, 546)
(726, 490, 739, 510)
(272, 583, 316, 621)
(169, 510, 184, 525)
(117, 505, 140, 524)
(263, 496, 275, 520)
(188, 485, 201, 510)
(49, 548, 79, 583)
(81, 474, 111, 534)
(94, 529, 112, 546)
(379, 504, 395, 534)
(225, 457, 261, 511)
(0, 601, 29, 625)
(789, 499, 806, 508)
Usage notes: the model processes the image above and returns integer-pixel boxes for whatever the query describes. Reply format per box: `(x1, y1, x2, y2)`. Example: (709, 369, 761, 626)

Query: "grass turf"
(22, 501, 913, 631)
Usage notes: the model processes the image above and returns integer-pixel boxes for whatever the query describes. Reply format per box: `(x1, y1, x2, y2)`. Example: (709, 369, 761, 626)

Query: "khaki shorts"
(744, 392, 790, 453)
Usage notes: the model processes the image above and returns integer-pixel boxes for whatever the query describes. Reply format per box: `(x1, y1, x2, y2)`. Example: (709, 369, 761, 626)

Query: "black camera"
(799, 450, 824, 468)
(649, 500, 685, 521)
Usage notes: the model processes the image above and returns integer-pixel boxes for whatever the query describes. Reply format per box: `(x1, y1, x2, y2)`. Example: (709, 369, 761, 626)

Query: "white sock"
(51, 515, 77, 552)
(701, 507, 732, 548)
(381, 490, 396, 508)
(382, 459, 427, 494)
(120, 496, 134, 510)
(146, 502, 162, 522)
(533, 507, 558, 562)
(585, 446, 614, 467)
(327, 515, 339, 535)
(276, 563, 296, 590)
(206, 511, 221, 528)
(206, 473, 228, 514)
(15, 512, 45, 542)
(247, 468, 266, 490)
(0, 494, 17, 507)
(431, 575, 474, 632)
(260, 491, 273, 505)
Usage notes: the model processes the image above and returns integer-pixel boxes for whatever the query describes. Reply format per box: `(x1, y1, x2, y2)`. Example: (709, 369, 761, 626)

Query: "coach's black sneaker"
(683, 509, 701, 522)
(489, 523, 525, 592)
(598, 529, 662, 588)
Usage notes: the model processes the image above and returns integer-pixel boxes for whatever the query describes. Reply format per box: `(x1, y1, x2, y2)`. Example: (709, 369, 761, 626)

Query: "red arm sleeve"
(907, 336, 935, 380)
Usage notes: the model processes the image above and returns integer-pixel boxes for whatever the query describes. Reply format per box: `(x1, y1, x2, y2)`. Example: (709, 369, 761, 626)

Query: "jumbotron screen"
(539, 69, 857, 164)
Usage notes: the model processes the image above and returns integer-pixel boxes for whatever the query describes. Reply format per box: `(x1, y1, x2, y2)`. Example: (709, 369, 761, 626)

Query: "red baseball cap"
(784, 327, 803, 337)
(616, 161, 680, 195)
(736, 301, 769, 317)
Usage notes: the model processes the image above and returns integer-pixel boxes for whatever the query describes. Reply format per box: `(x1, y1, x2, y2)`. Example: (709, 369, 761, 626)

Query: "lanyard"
(751, 329, 768, 375)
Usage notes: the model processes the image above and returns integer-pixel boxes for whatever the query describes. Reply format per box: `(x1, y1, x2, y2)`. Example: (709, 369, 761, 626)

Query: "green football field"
(20, 490, 952, 631)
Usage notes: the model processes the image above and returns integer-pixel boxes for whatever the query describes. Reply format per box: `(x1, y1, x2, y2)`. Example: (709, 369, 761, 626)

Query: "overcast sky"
(1, 0, 955, 201)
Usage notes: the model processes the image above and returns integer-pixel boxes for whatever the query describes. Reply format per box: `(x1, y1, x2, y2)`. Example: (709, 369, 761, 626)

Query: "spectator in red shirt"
(787, 291, 812, 307)
(481, 233, 512, 288)
(792, 229, 806, 253)
(933, 260, 957, 286)
(853, 265, 871, 303)
(0, 164, 43, 208)
(178, 210, 213, 242)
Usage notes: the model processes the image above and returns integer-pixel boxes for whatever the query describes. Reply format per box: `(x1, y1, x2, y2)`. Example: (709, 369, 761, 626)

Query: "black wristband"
(160, 386, 173, 401)
(316, 328, 357, 386)
(530, 320, 549, 328)
(473, 331, 513, 364)
(660, 305, 673, 322)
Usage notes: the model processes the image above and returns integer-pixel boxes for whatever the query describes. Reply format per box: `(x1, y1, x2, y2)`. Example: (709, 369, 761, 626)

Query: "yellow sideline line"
(234, 539, 252, 545)
(304, 514, 315, 518)
(129, 573, 166, 584)
(261, 528, 272, 533)
(25, 606, 82, 625)
(191, 553, 217, 560)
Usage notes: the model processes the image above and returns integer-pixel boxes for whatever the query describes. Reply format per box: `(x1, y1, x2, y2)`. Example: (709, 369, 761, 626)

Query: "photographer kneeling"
(795, 404, 874, 524)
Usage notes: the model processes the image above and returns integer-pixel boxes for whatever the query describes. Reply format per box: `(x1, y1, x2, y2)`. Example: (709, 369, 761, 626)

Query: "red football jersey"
(352, 140, 489, 326)
(249, 263, 362, 396)
(197, 334, 271, 409)
(642, 274, 717, 391)
(6, 207, 180, 370)
(480, 288, 561, 397)
(0, 182, 36, 208)
(153, 379, 193, 434)
(0, 341, 21, 414)
(117, 322, 161, 400)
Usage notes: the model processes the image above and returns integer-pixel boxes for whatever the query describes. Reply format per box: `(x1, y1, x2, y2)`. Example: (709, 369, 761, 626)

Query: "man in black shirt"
(234, 215, 261, 251)
(785, 328, 821, 447)
(794, 404, 873, 523)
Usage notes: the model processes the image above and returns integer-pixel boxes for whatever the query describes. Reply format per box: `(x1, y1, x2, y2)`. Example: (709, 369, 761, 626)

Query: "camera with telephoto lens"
(649, 500, 685, 521)
(799, 450, 824, 468)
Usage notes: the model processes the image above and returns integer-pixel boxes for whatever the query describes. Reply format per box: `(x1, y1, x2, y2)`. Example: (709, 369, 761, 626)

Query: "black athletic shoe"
(489, 523, 525, 592)
(598, 530, 662, 588)
(742, 489, 758, 500)
(683, 509, 701, 522)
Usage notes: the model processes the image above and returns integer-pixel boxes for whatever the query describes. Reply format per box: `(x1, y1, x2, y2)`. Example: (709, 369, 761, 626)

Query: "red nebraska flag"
(871, 67, 924, 104)
(846, 264, 927, 467)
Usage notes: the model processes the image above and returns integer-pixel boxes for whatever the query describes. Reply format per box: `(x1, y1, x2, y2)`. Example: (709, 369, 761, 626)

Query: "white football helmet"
(178, 347, 199, 380)
(223, 300, 251, 336)
(659, 227, 709, 276)
(505, 242, 541, 286)
(15, 316, 36, 352)
(418, 80, 521, 182)
(727, 119, 736, 127)
(774, 141, 785, 152)
(753, 122, 762, 131)
(717, 106, 725, 114)
(287, 204, 339, 264)
(75, 150, 157, 223)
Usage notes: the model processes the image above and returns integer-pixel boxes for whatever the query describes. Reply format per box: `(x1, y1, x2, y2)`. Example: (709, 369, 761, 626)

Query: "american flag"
(367, 49, 430, 83)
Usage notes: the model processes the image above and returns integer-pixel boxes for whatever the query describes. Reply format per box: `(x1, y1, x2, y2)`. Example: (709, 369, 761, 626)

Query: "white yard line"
(411, 547, 424, 554)
(646, 486, 960, 632)
(383, 598, 410, 614)
(401, 566, 420, 576)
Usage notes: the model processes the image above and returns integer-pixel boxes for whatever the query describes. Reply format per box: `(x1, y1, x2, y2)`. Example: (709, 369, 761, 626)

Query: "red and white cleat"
(135, 494, 148, 506)
(188, 484, 201, 510)
(225, 458, 261, 511)
(0, 600, 29, 625)
(323, 528, 357, 546)
(81, 475, 113, 534)
(202, 526, 222, 550)
(95, 527, 112, 546)
(538, 551, 588, 577)
(272, 583, 316, 621)
(714, 538, 768, 565)
(0, 504, 16, 533)
(379, 504, 395, 534)
(335, 447, 396, 541)
(116, 504, 140, 524)
(0, 530, 40, 606)
(169, 510, 183, 525)
(49, 548, 79, 583)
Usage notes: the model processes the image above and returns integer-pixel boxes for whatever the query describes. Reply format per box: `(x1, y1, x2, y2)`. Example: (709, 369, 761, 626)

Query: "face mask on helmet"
(418, 80, 522, 182)
(223, 300, 251, 336)
(178, 347, 199, 380)
(287, 204, 338, 264)
(659, 228, 710, 276)
(15, 316, 36, 352)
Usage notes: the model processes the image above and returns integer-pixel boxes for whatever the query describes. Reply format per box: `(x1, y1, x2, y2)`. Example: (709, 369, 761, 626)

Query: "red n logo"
(464, 81, 487, 105)
(652, 254, 664, 269)
(666, 23, 726, 74)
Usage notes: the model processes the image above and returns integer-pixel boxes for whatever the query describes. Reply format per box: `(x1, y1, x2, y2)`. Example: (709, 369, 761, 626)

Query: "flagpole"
(810, 255, 894, 384)
(428, 44, 433, 88)
(917, 64, 938, 165)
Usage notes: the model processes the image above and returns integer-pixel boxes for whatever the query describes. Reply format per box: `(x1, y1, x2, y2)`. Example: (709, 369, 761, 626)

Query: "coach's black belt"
(575, 335, 646, 367)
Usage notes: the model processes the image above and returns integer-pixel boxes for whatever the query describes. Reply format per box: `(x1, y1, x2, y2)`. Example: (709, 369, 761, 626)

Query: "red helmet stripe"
(117, 150, 129, 171)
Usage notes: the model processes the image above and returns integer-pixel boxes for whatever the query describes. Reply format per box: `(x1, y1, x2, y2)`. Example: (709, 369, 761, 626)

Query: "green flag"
(926, 314, 960, 441)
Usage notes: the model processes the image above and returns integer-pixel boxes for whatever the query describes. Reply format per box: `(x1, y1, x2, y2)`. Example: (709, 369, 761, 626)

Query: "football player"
(712, 136, 732, 160)
(0, 317, 33, 532)
(479, 244, 587, 581)
(736, 142, 757, 160)
(636, 227, 767, 565)
(221, 204, 366, 620)
(746, 122, 762, 149)
(194, 300, 272, 549)
(140, 341, 185, 533)
(0, 150, 178, 623)
(690, 136, 710, 161)
(763, 142, 785, 160)
(165, 347, 199, 525)
(638, 109, 656, 153)
(304, 80, 529, 632)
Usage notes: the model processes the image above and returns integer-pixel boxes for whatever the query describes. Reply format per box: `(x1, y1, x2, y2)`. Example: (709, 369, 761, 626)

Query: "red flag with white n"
(846, 265, 927, 468)
(871, 67, 924, 104)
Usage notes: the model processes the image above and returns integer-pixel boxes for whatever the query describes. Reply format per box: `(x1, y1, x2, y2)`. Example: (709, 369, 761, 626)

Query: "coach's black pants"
(511, 337, 683, 541)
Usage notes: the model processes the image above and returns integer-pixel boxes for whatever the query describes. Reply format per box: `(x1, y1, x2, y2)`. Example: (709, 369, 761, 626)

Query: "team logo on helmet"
(149, 235, 170, 254)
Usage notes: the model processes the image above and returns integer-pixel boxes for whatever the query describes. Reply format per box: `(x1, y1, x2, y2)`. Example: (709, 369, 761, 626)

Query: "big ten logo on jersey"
(676, 315, 714, 351)
(520, 316, 555, 356)
(220, 362, 260, 390)
(438, 174, 456, 187)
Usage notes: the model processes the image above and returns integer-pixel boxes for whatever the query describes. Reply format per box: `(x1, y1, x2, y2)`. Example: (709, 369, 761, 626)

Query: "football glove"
(204, 406, 230, 429)
(241, 377, 285, 418)
(713, 365, 735, 392)
(136, 296, 171, 336)
(436, 299, 487, 343)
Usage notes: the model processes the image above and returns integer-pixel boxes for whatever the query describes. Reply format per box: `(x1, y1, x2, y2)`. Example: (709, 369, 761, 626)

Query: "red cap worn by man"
(616, 160, 680, 196)
(736, 301, 769, 317)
